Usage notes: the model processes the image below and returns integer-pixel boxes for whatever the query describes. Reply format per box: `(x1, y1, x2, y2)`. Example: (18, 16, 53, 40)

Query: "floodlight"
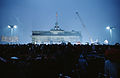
(14, 25, 17, 28)
(106, 26, 110, 30)
(8, 25, 11, 28)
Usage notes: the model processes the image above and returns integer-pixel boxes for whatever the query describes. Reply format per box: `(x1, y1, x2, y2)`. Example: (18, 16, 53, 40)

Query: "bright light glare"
(104, 40, 108, 44)
(11, 57, 19, 59)
(8, 25, 11, 28)
(106, 26, 110, 30)
(14, 25, 17, 28)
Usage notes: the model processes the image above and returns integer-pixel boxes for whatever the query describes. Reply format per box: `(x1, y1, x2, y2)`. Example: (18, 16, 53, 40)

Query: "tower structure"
(54, 12, 61, 30)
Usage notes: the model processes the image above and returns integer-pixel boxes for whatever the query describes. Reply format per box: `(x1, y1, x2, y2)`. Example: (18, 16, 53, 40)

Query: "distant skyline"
(0, 0, 120, 44)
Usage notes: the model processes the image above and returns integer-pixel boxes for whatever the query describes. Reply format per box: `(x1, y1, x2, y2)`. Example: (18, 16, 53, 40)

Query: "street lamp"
(106, 26, 110, 30)
(106, 26, 115, 44)
(8, 25, 17, 43)
(8, 25, 17, 29)
(106, 26, 115, 38)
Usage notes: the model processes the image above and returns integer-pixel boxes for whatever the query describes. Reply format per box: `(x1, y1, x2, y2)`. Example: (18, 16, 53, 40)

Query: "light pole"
(8, 25, 17, 43)
(106, 26, 115, 44)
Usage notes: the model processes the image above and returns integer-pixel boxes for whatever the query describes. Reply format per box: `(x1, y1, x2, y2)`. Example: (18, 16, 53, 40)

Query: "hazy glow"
(106, 26, 110, 30)
(14, 25, 17, 29)
(104, 40, 108, 44)
(8, 25, 11, 28)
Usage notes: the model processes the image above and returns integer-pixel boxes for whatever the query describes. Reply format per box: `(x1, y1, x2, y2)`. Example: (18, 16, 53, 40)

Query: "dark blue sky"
(0, 0, 120, 44)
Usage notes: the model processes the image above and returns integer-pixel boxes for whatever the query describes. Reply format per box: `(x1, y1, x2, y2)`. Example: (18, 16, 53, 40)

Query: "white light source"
(106, 26, 110, 30)
(8, 25, 11, 28)
(14, 25, 17, 28)
(104, 40, 108, 44)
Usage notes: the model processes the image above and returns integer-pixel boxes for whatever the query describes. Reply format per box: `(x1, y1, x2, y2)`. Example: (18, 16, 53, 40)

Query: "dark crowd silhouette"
(0, 43, 120, 78)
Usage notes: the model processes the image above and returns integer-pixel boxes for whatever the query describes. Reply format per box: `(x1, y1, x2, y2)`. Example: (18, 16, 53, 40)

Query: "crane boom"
(76, 12, 93, 43)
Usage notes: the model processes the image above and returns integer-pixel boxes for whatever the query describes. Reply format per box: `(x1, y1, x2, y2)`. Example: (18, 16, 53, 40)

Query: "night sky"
(0, 0, 120, 44)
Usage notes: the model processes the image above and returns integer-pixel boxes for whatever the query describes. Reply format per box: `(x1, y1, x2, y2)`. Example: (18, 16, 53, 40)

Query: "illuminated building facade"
(32, 13, 82, 44)
(32, 25, 82, 44)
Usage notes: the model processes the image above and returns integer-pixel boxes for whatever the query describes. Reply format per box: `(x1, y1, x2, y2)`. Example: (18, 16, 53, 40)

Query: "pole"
(110, 29, 112, 39)
(11, 28, 13, 44)
(110, 29, 112, 44)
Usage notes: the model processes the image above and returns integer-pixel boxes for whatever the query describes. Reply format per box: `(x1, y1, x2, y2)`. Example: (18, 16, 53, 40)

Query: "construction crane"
(76, 12, 93, 43)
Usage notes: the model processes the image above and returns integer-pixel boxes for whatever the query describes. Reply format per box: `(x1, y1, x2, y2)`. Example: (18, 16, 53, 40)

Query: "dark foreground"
(0, 43, 120, 78)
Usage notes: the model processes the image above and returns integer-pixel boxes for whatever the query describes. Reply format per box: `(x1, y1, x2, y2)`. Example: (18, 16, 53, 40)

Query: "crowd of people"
(0, 43, 120, 78)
